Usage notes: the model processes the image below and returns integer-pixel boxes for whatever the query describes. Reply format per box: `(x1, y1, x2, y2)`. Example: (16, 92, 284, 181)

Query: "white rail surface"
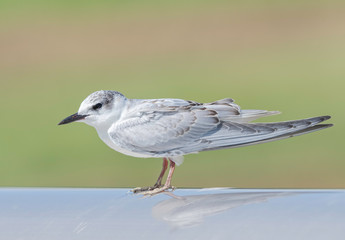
(1, 188, 344, 240)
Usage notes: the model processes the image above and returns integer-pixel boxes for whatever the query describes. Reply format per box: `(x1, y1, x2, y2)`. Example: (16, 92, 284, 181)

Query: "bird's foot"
(131, 186, 155, 194)
(131, 185, 175, 196)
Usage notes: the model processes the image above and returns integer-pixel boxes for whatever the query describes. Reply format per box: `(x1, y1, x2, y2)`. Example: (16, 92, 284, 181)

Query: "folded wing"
(108, 98, 331, 159)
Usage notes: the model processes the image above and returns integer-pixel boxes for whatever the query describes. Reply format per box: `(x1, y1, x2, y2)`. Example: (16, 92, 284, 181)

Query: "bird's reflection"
(152, 190, 294, 228)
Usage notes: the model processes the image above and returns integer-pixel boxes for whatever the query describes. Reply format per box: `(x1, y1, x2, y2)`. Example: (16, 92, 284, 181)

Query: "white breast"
(95, 127, 152, 158)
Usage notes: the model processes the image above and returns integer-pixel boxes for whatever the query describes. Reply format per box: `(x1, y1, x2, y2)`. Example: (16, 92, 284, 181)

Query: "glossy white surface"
(1, 188, 344, 240)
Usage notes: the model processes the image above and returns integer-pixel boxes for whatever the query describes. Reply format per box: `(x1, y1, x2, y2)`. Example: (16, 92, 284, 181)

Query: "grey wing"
(108, 98, 331, 158)
(183, 115, 332, 153)
(108, 99, 221, 157)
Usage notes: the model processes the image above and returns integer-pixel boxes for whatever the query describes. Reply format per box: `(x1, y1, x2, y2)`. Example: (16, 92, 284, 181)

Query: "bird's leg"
(163, 159, 175, 189)
(153, 157, 168, 188)
(137, 159, 176, 196)
(132, 158, 169, 193)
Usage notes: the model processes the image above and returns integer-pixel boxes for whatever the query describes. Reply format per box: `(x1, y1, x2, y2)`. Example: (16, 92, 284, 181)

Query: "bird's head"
(58, 90, 127, 128)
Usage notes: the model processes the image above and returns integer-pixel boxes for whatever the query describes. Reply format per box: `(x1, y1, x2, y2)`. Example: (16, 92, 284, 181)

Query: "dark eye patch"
(92, 103, 103, 110)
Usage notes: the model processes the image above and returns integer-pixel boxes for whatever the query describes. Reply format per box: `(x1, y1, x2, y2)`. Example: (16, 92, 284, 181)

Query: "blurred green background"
(0, 0, 344, 188)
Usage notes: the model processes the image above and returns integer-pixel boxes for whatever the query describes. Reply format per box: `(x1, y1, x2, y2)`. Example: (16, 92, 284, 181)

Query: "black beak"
(58, 113, 88, 125)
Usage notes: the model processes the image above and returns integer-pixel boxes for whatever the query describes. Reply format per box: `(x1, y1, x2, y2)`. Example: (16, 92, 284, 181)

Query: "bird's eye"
(92, 103, 103, 110)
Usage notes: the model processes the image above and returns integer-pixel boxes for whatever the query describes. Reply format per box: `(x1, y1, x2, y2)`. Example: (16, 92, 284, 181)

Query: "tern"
(58, 90, 332, 195)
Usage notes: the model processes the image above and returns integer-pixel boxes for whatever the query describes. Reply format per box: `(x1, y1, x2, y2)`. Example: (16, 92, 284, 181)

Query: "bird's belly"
(96, 129, 152, 158)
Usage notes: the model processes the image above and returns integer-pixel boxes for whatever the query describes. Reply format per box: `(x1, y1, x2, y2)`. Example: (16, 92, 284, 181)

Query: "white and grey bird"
(58, 90, 332, 195)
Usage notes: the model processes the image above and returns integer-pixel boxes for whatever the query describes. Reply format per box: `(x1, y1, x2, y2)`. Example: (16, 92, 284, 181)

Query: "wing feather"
(108, 99, 221, 156)
(107, 98, 331, 159)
